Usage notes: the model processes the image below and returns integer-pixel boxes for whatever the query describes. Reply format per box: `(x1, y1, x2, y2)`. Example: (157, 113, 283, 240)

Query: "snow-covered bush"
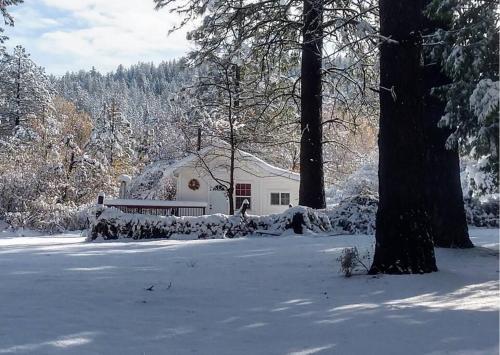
(87, 206, 334, 241)
(325, 154, 499, 232)
(461, 155, 498, 200)
(5, 202, 90, 234)
(250, 206, 333, 235)
(326, 155, 378, 205)
(464, 196, 499, 228)
(461, 156, 499, 227)
(326, 194, 378, 235)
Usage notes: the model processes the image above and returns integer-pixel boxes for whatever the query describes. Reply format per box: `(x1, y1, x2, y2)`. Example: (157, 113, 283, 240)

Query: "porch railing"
(97, 197, 207, 217)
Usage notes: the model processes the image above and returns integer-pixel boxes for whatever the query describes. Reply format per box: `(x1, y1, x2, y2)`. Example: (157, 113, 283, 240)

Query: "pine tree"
(300, 0, 325, 209)
(369, 0, 437, 274)
(0, 0, 22, 53)
(88, 98, 134, 172)
(0, 45, 54, 135)
(426, 0, 499, 182)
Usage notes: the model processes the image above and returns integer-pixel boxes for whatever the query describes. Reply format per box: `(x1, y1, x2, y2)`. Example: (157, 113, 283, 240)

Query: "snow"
(165, 144, 300, 181)
(0, 229, 498, 354)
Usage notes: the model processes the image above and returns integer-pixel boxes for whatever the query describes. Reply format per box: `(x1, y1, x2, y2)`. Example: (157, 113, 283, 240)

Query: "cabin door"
(209, 185, 228, 214)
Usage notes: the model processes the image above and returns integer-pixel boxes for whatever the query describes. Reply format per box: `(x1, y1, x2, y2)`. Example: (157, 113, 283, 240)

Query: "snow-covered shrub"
(87, 206, 334, 241)
(5, 202, 90, 234)
(464, 196, 499, 228)
(461, 156, 499, 227)
(461, 155, 498, 200)
(249, 206, 333, 235)
(326, 155, 378, 205)
(325, 154, 499, 232)
(326, 194, 378, 235)
(90, 208, 252, 241)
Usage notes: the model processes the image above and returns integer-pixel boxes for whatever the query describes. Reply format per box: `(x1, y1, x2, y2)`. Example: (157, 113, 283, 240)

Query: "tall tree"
(422, 2, 472, 248)
(0, 45, 54, 136)
(369, 0, 437, 274)
(299, 0, 325, 208)
(426, 0, 499, 183)
(87, 98, 134, 172)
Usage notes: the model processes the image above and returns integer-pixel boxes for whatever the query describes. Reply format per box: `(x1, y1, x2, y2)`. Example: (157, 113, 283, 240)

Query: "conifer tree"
(369, 0, 437, 274)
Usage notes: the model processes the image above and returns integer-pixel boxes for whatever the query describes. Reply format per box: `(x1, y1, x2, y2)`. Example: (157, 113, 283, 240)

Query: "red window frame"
(235, 183, 251, 197)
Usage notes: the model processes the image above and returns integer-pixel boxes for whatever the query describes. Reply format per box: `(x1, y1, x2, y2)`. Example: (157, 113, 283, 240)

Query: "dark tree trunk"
(228, 145, 235, 215)
(299, 0, 326, 209)
(422, 4, 473, 249)
(15, 55, 21, 127)
(369, 0, 437, 274)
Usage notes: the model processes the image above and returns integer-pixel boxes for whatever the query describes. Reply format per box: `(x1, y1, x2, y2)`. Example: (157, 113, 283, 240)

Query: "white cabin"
(163, 146, 300, 215)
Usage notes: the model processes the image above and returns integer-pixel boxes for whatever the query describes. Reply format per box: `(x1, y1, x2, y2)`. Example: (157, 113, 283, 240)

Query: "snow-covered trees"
(88, 98, 134, 170)
(0, 45, 54, 135)
(0, 95, 112, 231)
(55, 60, 191, 165)
(426, 0, 499, 181)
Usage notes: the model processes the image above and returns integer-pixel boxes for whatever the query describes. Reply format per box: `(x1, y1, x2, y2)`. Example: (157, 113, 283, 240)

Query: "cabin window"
(235, 183, 251, 209)
(280, 193, 290, 205)
(270, 192, 290, 206)
(270, 193, 280, 205)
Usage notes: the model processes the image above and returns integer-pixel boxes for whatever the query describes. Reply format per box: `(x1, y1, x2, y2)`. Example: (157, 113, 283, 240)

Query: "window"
(235, 183, 251, 209)
(270, 192, 291, 206)
(280, 193, 290, 206)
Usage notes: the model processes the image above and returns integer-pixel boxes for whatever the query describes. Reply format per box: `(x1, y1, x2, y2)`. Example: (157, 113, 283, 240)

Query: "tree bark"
(369, 0, 437, 274)
(422, 3, 473, 249)
(299, 0, 326, 209)
(15, 55, 21, 127)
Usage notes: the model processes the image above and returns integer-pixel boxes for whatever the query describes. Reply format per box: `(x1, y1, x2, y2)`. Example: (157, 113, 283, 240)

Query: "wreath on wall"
(188, 178, 200, 191)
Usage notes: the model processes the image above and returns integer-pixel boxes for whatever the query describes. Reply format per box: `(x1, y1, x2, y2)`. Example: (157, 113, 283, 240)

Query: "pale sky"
(4, 0, 192, 76)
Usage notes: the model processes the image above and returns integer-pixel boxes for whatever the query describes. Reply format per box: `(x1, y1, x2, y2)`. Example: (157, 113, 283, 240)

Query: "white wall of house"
(173, 149, 299, 216)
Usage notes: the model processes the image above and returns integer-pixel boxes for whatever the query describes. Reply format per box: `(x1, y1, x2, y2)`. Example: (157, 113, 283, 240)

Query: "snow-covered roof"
(164, 145, 300, 181)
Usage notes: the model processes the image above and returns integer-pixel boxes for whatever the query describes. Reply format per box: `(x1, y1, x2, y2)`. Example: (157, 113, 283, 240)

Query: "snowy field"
(0, 228, 498, 355)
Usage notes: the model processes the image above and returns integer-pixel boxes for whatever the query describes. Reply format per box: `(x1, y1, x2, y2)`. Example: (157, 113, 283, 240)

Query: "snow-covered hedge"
(87, 206, 334, 241)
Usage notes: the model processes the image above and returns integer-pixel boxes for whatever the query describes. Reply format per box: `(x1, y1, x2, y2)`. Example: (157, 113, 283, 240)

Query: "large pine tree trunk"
(422, 4, 473, 249)
(423, 64, 473, 248)
(369, 0, 437, 274)
(299, 0, 326, 209)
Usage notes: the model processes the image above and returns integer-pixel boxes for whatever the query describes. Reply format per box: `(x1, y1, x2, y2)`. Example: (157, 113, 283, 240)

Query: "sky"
(3, 0, 192, 76)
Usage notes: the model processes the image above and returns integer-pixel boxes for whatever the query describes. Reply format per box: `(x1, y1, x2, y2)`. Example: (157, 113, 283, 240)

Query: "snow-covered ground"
(0, 228, 498, 355)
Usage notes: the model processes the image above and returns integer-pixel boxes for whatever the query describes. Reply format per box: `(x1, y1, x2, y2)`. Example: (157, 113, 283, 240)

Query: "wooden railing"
(98, 198, 207, 217)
